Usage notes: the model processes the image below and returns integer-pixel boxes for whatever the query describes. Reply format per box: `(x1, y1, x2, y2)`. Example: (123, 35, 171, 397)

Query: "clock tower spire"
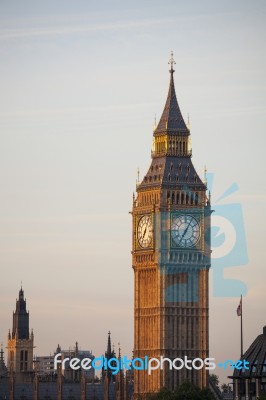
(152, 52, 191, 159)
(132, 54, 211, 397)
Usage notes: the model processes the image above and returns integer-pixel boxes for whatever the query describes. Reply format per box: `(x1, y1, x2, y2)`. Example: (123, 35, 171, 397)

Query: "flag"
(237, 298, 242, 316)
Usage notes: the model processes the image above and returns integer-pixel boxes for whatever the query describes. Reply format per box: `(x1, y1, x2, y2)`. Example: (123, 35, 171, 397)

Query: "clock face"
(171, 215, 200, 248)
(137, 215, 153, 248)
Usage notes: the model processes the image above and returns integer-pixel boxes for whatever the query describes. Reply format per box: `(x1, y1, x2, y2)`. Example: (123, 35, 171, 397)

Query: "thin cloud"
(0, 102, 156, 119)
(233, 194, 266, 202)
(0, 212, 127, 228)
(0, 18, 174, 40)
(202, 105, 266, 118)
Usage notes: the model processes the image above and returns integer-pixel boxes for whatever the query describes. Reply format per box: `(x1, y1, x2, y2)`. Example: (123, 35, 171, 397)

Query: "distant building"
(34, 354, 54, 377)
(229, 326, 266, 399)
(35, 345, 95, 382)
(0, 288, 133, 399)
(57, 343, 95, 382)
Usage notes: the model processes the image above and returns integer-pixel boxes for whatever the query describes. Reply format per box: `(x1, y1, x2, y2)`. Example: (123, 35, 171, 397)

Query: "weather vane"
(168, 50, 176, 72)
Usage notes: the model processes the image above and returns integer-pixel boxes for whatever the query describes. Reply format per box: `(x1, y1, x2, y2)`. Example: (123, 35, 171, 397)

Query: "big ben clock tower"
(132, 53, 211, 397)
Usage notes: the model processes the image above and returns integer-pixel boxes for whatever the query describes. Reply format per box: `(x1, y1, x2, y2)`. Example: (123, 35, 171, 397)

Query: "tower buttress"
(116, 346, 125, 400)
(0, 343, 8, 378)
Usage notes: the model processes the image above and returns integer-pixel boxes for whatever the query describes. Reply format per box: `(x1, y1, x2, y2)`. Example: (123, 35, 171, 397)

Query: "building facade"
(35, 345, 95, 382)
(132, 55, 211, 397)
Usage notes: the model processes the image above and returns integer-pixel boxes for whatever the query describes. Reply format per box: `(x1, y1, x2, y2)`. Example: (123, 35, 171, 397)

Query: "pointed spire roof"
(19, 284, 24, 300)
(107, 331, 112, 357)
(12, 286, 29, 339)
(154, 52, 189, 136)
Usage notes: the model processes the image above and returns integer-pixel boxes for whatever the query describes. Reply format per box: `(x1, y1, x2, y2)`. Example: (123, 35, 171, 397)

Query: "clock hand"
(143, 226, 147, 238)
(181, 220, 192, 239)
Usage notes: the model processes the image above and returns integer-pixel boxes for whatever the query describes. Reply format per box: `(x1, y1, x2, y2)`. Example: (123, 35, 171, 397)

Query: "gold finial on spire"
(168, 50, 176, 73)
(204, 165, 207, 185)
(153, 114, 157, 132)
(136, 167, 140, 189)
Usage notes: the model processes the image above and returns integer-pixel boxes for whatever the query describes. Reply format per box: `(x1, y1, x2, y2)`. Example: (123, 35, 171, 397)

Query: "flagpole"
(241, 295, 243, 358)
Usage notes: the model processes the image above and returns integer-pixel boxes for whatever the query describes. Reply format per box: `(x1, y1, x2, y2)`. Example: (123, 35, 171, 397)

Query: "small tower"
(56, 344, 63, 400)
(81, 372, 87, 400)
(107, 331, 112, 359)
(103, 331, 116, 400)
(57, 366, 63, 400)
(116, 346, 124, 400)
(104, 331, 116, 380)
(7, 286, 34, 382)
(33, 370, 39, 400)
(9, 367, 15, 400)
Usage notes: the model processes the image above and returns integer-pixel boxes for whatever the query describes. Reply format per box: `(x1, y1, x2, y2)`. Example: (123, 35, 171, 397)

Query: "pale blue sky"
(0, 0, 266, 384)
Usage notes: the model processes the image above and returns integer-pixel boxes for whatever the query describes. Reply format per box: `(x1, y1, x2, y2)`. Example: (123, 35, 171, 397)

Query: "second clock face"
(137, 215, 153, 248)
(171, 215, 200, 248)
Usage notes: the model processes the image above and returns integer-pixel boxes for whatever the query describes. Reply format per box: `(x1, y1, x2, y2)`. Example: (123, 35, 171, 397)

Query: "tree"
(174, 380, 215, 400)
(221, 383, 232, 393)
(146, 381, 215, 400)
(146, 388, 173, 399)
(209, 374, 219, 387)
